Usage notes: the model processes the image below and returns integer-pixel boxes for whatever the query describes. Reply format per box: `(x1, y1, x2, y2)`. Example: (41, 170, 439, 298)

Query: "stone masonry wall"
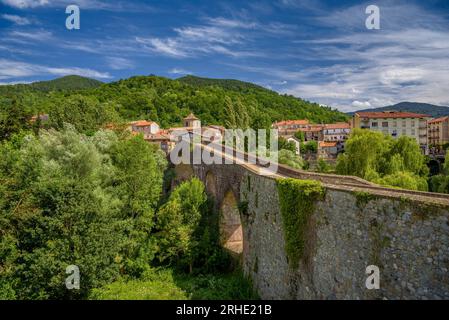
(240, 171, 449, 300)
(177, 162, 449, 300)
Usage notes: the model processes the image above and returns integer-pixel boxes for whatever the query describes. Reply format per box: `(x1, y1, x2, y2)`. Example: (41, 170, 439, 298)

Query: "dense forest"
(0, 126, 257, 299)
(0, 75, 348, 138)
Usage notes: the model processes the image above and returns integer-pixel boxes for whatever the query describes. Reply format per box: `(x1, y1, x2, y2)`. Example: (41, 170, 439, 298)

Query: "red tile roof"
(131, 120, 157, 127)
(319, 141, 338, 148)
(355, 111, 430, 119)
(428, 116, 449, 124)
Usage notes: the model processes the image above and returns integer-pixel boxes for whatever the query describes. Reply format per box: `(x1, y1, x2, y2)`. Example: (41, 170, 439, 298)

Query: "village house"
(129, 113, 223, 154)
(272, 119, 310, 136)
(283, 135, 301, 155)
(352, 111, 430, 151)
(318, 141, 338, 159)
(428, 116, 449, 152)
(129, 120, 160, 135)
(323, 122, 351, 142)
(298, 124, 324, 142)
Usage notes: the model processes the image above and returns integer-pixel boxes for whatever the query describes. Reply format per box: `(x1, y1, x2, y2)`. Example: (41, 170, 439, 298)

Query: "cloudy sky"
(1, 0, 449, 111)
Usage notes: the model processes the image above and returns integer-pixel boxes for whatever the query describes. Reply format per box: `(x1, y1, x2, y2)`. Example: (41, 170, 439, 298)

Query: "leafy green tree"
(0, 97, 32, 141)
(278, 137, 296, 152)
(278, 149, 304, 170)
(301, 141, 318, 154)
(294, 131, 305, 142)
(336, 129, 429, 191)
(155, 178, 208, 272)
(317, 158, 332, 173)
(0, 126, 166, 299)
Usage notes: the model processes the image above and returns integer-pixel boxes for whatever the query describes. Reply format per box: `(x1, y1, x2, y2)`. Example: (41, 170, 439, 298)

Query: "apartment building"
(428, 116, 449, 148)
(352, 111, 431, 149)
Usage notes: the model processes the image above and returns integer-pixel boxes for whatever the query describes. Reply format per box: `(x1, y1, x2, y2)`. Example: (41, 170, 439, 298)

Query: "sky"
(1, 0, 449, 112)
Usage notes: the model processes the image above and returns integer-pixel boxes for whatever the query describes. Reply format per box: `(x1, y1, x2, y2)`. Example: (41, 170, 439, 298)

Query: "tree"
(278, 149, 304, 170)
(278, 137, 296, 152)
(0, 96, 32, 141)
(301, 141, 318, 154)
(336, 129, 429, 191)
(155, 178, 208, 272)
(294, 131, 305, 142)
(317, 158, 332, 173)
(0, 126, 166, 299)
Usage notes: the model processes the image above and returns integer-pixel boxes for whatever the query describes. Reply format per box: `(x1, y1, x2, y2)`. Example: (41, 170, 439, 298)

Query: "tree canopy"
(336, 129, 429, 191)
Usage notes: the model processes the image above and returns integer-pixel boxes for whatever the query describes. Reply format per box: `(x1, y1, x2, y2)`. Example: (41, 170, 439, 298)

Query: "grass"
(89, 268, 259, 300)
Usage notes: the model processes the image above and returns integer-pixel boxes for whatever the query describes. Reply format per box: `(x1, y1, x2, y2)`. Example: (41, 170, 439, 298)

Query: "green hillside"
(178, 75, 270, 93)
(30, 75, 104, 91)
(1, 75, 348, 138)
(0, 75, 103, 93)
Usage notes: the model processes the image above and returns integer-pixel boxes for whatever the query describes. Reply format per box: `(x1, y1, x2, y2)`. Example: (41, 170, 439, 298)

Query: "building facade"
(428, 116, 449, 150)
(352, 111, 430, 149)
(323, 123, 351, 142)
(272, 119, 309, 135)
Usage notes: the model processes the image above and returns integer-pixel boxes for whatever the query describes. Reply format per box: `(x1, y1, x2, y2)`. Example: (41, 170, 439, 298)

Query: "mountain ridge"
(349, 102, 449, 118)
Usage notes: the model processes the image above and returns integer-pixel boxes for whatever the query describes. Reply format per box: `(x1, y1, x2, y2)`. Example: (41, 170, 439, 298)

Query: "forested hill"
(350, 102, 449, 118)
(0, 75, 103, 93)
(0, 75, 348, 137)
(178, 75, 270, 93)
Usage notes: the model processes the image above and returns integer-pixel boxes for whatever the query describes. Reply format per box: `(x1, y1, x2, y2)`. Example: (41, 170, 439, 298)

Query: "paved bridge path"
(197, 143, 449, 206)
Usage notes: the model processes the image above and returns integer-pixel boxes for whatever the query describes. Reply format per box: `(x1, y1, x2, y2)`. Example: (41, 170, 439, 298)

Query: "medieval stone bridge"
(172, 144, 449, 300)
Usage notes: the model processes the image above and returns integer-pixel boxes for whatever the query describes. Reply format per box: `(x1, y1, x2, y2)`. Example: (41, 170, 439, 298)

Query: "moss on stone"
(355, 191, 376, 209)
(276, 178, 325, 269)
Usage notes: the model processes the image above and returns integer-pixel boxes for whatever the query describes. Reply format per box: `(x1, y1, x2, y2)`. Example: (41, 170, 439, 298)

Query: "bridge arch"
(220, 190, 243, 255)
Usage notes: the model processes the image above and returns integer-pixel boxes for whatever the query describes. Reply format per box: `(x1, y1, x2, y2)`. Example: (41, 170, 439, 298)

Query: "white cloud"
(9, 30, 53, 41)
(352, 101, 372, 109)
(1, 14, 32, 25)
(253, 2, 449, 111)
(135, 16, 276, 58)
(0, 59, 111, 80)
(168, 68, 192, 75)
(0, 0, 155, 11)
(136, 37, 188, 58)
(105, 57, 134, 70)
(1, 0, 48, 8)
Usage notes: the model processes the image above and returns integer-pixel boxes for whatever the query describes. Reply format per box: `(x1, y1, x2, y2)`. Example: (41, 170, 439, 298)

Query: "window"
(382, 122, 388, 128)
(402, 121, 406, 127)
(393, 121, 397, 127)
(411, 129, 415, 135)
(371, 122, 378, 127)
(402, 129, 406, 135)
(411, 121, 415, 127)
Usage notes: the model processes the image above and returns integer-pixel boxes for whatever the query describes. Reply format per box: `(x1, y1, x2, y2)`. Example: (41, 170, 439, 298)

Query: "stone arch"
(220, 190, 243, 255)
(428, 159, 442, 176)
(205, 171, 217, 198)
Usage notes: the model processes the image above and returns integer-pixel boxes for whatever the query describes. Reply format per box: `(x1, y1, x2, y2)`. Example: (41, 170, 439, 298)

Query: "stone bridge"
(171, 145, 449, 300)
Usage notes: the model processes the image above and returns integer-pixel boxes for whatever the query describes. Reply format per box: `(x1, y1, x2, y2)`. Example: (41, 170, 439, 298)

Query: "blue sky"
(1, 0, 449, 111)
